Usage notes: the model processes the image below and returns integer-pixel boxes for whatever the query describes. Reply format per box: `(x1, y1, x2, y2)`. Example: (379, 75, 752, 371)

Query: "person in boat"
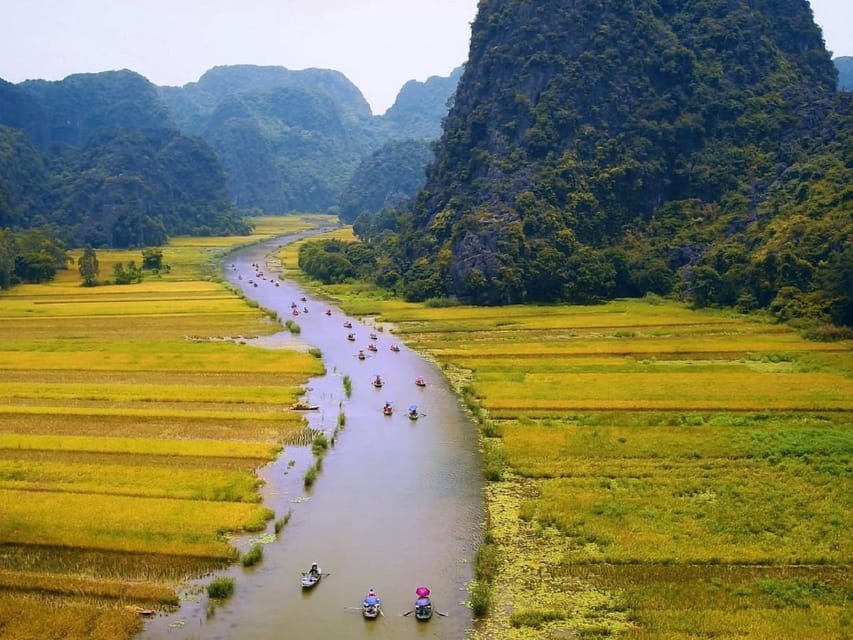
(309, 562, 320, 578)
(409, 406, 419, 419)
(374, 375, 382, 385)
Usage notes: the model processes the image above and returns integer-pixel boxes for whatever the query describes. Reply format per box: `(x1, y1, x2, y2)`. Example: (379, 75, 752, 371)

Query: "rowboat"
(347, 333, 356, 341)
(291, 402, 319, 410)
(373, 376, 384, 388)
(415, 596, 433, 620)
(390, 344, 400, 352)
(343, 321, 353, 328)
(367, 343, 378, 352)
(362, 591, 381, 618)
(302, 565, 322, 589)
(415, 376, 426, 387)
(383, 403, 393, 415)
(408, 405, 419, 421)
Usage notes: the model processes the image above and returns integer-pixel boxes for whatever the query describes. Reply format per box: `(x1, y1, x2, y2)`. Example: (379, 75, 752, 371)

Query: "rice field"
(285, 232, 852, 639)
(0, 216, 329, 640)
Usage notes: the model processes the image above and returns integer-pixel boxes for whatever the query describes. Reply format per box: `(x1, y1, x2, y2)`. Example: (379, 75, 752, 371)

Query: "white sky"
(0, 0, 849, 116)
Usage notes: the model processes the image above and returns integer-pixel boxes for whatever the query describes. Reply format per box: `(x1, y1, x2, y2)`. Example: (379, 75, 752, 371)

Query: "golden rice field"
(284, 230, 852, 639)
(0, 216, 329, 640)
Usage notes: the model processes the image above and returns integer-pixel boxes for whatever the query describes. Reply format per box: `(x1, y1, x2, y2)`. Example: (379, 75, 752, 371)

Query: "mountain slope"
(370, 0, 849, 325)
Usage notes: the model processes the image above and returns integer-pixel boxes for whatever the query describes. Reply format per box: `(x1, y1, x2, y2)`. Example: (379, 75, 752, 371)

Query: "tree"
(78, 246, 99, 287)
(142, 248, 163, 270)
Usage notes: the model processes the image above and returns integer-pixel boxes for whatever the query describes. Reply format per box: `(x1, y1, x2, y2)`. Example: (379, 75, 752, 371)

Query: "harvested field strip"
(517, 460, 849, 565)
(0, 459, 264, 502)
(503, 421, 853, 471)
(0, 405, 295, 423)
(0, 411, 306, 442)
(0, 346, 324, 374)
(0, 370, 311, 386)
(555, 565, 850, 640)
(0, 449, 279, 472)
(0, 316, 280, 340)
(0, 570, 178, 604)
(0, 489, 272, 557)
(0, 382, 303, 405)
(0, 433, 278, 460)
(0, 592, 143, 640)
(474, 372, 853, 411)
(0, 544, 228, 582)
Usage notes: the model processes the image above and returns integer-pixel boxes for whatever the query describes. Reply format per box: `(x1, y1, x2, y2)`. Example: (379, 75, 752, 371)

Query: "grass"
(0, 216, 332, 638)
(279, 227, 852, 640)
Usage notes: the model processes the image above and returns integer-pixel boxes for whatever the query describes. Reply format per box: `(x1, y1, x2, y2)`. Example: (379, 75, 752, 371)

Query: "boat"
(343, 321, 353, 328)
(373, 376, 384, 388)
(357, 350, 366, 360)
(367, 343, 378, 352)
(414, 597, 433, 620)
(415, 376, 426, 387)
(408, 405, 419, 421)
(362, 591, 381, 618)
(383, 403, 393, 416)
(390, 344, 400, 352)
(302, 564, 322, 589)
(369, 332, 378, 340)
(347, 333, 356, 341)
(291, 402, 319, 411)
(325, 309, 332, 316)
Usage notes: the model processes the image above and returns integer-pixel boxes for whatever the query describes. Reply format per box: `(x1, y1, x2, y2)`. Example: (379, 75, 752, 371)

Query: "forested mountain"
(0, 70, 248, 247)
(837, 57, 853, 90)
(356, 0, 850, 327)
(340, 139, 434, 222)
(379, 66, 464, 139)
(160, 64, 460, 214)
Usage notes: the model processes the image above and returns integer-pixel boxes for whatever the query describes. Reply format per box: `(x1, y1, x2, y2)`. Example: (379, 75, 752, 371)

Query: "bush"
(242, 544, 263, 567)
(207, 577, 235, 599)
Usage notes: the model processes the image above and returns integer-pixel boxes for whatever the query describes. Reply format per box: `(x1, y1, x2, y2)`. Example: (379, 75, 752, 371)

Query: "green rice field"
(0, 216, 330, 640)
(282, 230, 853, 640)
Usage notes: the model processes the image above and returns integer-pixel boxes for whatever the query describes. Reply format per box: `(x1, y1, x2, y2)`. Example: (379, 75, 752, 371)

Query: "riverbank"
(276, 228, 853, 640)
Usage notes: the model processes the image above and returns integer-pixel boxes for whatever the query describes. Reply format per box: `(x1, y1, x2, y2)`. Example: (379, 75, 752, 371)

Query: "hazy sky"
(1, 0, 849, 115)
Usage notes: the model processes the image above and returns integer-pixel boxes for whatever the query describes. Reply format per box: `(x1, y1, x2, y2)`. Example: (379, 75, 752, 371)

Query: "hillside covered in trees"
(0, 71, 249, 248)
(353, 0, 851, 328)
(160, 65, 460, 214)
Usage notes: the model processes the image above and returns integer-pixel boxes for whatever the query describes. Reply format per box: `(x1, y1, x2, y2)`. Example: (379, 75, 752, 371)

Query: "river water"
(141, 233, 483, 640)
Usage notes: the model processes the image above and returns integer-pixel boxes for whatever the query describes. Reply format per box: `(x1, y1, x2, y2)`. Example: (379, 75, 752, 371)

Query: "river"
(141, 233, 483, 640)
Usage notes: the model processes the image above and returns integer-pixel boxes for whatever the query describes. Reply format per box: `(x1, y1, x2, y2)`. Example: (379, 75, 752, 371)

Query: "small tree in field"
(142, 248, 163, 270)
(78, 247, 99, 287)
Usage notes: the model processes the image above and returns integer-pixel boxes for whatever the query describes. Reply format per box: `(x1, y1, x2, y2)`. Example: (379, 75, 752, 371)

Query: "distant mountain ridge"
(159, 64, 461, 213)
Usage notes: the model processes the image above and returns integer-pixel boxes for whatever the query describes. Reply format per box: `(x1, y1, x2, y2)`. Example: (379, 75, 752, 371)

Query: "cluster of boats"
(301, 564, 439, 621)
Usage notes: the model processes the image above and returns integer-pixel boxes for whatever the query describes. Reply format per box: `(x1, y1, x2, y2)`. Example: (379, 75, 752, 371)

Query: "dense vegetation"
(340, 139, 434, 222)
(0, 71, 249, 250)
(353, 0, 851, 328)
(836, 56, 853, 91)
(160, 65, 460, 213)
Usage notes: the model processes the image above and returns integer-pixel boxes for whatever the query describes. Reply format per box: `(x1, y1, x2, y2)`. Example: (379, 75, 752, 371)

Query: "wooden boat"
(362, 593, 381, 619)
(357, 350, 366, 360)
(383, 404, 393, 416)
(369, 332, 378, 340)
(390, 344, 400, 352)
(414, 597, 433, 620)
(325, 309, 332, 316)
(302, 566, 322, 589)
(415, 376, 426, 387)
(343, 321, 353, 328)
(408, 405, 419, 421)
(373, 377, 384, 388)
(347, 333, 356, 341)
(292, 402, 319, 411)
(367, 343, 378, 352)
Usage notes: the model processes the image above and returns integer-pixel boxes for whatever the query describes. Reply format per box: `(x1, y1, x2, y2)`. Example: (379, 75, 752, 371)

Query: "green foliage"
(241, 543, 263, 567)
(77, 246, 99, 287)
(206, 577, 235, 599)
(311, 432, 329, 457)
(353, 0, 850, 328)
(112, 261, 142, 285)
(141, 248, 163, 270)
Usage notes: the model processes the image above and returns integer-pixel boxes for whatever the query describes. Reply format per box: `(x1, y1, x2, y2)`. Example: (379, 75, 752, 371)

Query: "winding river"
(141, 233, 483, 639)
